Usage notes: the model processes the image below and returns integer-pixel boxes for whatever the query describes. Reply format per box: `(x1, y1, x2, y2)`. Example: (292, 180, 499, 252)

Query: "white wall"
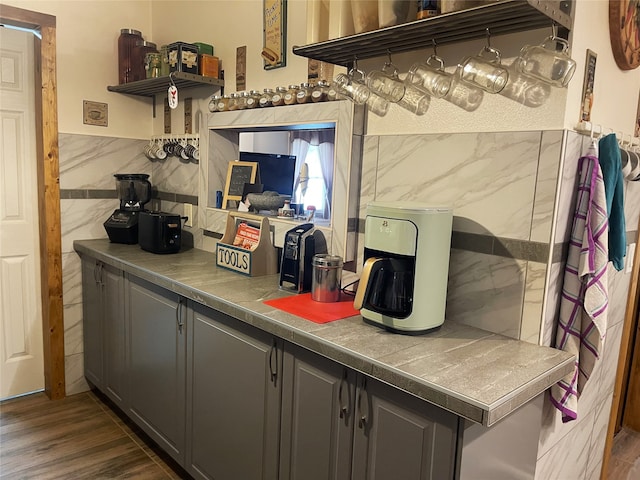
(566, 0, 640, 135)
(7, 1, 637, 139)
(4, 0, 154, 139)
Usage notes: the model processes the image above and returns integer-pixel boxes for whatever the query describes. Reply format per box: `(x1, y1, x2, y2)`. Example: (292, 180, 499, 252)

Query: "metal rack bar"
(107, 72, 223, 97)
(292, 0, 573, 67)
(575, 121, 640, 149)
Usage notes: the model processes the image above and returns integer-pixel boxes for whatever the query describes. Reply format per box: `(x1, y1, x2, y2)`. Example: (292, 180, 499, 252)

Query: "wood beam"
(1, 4, 64, 400)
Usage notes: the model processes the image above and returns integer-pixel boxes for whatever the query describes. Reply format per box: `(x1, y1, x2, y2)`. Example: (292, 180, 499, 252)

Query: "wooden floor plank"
(0, 391, 188, 479)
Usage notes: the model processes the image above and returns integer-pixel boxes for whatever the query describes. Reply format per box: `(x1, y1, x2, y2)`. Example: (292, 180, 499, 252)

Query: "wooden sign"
(216, 243, 252, 275)
(262, 0, 286, 70)
(222, 161, 258, 208)
(216, 212, 278, 277)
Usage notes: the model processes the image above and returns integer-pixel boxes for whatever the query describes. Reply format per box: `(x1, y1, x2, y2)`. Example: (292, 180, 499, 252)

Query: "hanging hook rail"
(575, 121, 639, 149)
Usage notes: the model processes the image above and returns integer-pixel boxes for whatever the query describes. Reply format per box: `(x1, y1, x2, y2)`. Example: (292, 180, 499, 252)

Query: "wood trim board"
(0, 4, 65, 400)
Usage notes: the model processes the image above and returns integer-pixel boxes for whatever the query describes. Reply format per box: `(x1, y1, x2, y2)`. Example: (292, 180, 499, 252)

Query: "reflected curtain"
(318, 138, 334, 218)
(290, 132, 311, 201)
(290, 130, 335, 214)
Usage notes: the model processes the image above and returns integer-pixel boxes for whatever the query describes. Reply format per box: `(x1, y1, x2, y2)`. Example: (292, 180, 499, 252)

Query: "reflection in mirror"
(238, 129, 335, 220)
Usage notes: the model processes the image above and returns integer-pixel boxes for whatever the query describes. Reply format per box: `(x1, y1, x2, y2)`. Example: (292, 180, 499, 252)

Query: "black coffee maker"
(104, 173, 152, 244)
(279, 223, 327, 293)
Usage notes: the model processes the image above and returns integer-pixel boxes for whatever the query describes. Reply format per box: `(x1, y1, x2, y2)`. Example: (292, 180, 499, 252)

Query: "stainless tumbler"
(311, 254, 343, 302)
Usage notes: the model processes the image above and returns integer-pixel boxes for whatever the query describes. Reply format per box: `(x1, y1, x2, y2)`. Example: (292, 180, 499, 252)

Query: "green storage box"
(194, 42, 214, 56)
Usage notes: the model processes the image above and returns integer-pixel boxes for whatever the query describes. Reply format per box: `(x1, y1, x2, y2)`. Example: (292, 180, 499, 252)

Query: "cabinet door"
(127, 275, 186, 464)
(280, 344, 355, 480)
(102, 264, 126, 408)
(352, 376, 460, 480)
(81, 259, 103, 388)
(187, 303, 281, 480)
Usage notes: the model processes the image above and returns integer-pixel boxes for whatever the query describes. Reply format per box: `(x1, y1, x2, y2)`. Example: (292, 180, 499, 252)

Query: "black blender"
(103, 173, 152, 244)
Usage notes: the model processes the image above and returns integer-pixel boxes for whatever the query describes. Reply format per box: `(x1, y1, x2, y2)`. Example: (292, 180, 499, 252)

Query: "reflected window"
(297, 145, 328, 217)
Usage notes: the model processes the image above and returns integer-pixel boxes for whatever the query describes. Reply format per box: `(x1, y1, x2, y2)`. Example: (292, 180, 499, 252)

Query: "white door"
(0, 26, 44, 399)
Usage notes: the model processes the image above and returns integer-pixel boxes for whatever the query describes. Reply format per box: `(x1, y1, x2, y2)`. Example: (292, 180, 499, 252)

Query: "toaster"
(138, 211, 182, 254)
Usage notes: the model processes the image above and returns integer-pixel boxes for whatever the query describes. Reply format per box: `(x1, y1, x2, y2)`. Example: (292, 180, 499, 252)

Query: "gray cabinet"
(280, 343, 356, 480)
(102, 263, 126, 407)
(81, 259, 104, 388)
(81, 256, 461, 480)
(186, 302, 282, 480)
(351, 376, 460, 480)
(127, 275, 186, 465)
(81, 258, 125, 404)
(280, 344, 460, 480)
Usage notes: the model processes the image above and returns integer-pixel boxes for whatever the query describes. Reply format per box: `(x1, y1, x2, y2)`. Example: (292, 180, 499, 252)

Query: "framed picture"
(83, 100, 108, 127)
(222, 161, 258, 209)
(580, 49, 597, 122)
(262, 0, 286, 70)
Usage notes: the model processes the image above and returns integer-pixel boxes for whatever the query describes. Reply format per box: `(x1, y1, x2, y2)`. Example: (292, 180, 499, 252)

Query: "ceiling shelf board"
(292, 0, 573, 67)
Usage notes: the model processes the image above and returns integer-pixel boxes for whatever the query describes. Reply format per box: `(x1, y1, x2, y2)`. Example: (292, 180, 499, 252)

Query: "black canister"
(118, 28, 143, 84)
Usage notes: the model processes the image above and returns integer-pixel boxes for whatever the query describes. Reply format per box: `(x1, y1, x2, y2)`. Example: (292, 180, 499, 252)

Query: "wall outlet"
(183, 203, 193, 227)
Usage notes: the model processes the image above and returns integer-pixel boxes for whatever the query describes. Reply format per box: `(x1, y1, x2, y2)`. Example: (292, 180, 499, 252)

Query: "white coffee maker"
(354, 202, 453, 334)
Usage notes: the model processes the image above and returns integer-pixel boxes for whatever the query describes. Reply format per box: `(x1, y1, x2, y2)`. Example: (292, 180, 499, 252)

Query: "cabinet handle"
(269, 340, 278, 384)
(176, 298, 184, 334)
(93, 262, 102, 285)
(338, 368, 348, 419)
(357, 377, 368, 429)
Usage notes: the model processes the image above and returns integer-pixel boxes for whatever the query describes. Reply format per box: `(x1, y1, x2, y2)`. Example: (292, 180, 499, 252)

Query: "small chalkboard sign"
(222, 161, 258, 209)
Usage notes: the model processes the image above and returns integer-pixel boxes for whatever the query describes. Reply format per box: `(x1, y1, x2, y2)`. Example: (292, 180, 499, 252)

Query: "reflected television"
(239, 151, 297, 197)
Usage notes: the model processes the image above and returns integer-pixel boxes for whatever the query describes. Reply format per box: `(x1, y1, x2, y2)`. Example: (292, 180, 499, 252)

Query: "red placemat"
(264, 292, 360, 324)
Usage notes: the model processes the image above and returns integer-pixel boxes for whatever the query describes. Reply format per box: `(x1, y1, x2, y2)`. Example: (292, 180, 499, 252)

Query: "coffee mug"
(150, 140, 166, 160)
(499, 61, 551, 108)
(143, 141, 156, 160)
(407, 54, 453, 98)
(516, 36, 576, 88)
(173, 141, 185, 159)
(163, 139, 175, 156)
(443, 67, 485, 112)
(353, 77, 390, 116)
(459, 46, 509, 94)
(398, 80, 430, 115)
(332, 73, 370, 105)
(366, 67, 406, 103)
(180, 139, 190, 161)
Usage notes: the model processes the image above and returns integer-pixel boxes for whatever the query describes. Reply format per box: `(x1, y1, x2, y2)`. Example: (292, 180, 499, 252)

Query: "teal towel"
(598, 134, 626, 271)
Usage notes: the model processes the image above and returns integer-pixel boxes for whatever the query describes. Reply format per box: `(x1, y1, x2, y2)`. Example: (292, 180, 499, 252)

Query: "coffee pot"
(354, 202, 452, 334)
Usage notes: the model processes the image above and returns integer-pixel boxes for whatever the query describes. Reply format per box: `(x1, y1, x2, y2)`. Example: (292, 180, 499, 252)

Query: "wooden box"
(199, 54, 219, 78)
(216, 212, 278, 277)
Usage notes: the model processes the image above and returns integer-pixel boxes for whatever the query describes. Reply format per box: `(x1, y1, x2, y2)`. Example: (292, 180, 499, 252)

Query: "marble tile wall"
(359, 130, 564, 340)
(58, 132, 201, 394)
(536, 130, 640, 479)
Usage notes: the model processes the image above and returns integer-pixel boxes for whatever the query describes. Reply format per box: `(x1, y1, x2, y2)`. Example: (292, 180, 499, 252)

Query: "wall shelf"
(107, 72, 224, 97)
(292, 0, 573, 67)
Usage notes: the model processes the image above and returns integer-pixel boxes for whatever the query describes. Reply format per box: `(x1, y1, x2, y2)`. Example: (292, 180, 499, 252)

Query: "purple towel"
(550, 155, 609, 422)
